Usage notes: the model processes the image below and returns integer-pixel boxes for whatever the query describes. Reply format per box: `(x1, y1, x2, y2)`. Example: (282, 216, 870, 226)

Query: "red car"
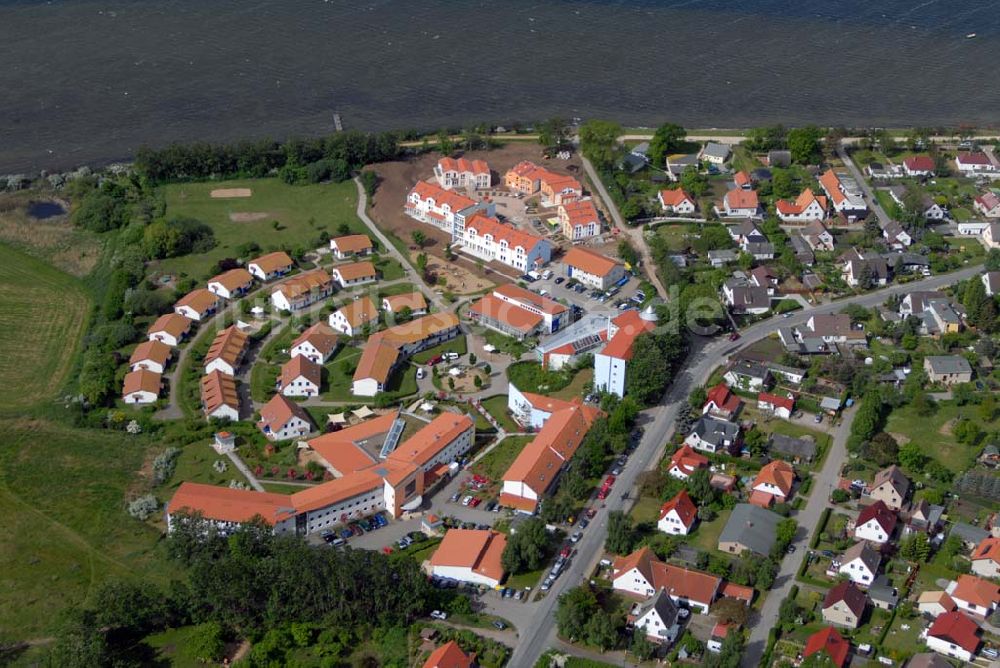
(604, 475, 616, 488)
(428, 354, 443, 365)
(560, 545, 573, 559)
(469, 497, 482, 507)
(597, 488, 609, 500)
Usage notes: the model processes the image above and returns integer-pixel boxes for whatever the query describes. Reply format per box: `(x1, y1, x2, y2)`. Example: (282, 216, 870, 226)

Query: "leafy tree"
(755, 559, 778, 590)
(745, 125, 787, 152)
(555, 586, 599, 641)
(862, 432, 899, 466)
(584, 610, 620, 651)
(630, 629, 656, 661)
(775, 519, 798, 554)
(787, 126, 824, 164)
(779, 596, 802, 626)
(770, 168, 796, 199)
(625, 334, 669, 405)
(689, 386, 707, 409)
(899, 442, 929, 472)
(704, 627, 744, 668)
(537, 117, 569, 148)
(411, 230, 427, 247)
(900, 533, 931, 562)
(188, 621, 225, 662)
(606, 511, 635, 555)
(579, 120, 622, 169)
(72, 181, 131, 232)
(680, 165, 709, 197)
(648, 123, 687, 168)
(687, 468, 714, 505)
(360, 170, 378, 197)
(744, 427, 767, 457)
(618, 239, 640, 267)
(712, 598, 750, 626)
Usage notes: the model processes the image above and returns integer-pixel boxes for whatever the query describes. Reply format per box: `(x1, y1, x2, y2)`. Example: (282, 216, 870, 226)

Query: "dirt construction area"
(415, 252, 495, 295)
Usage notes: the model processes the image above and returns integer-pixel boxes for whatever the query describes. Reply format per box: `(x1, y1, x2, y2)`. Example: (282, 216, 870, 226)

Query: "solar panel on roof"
(572, 334, 603, 354)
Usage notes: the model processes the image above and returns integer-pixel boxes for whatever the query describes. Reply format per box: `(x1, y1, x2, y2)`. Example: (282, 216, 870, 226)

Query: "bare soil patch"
(210, 188, 252, 198)
(938, 419, 955, 437)
(229, 211, 270, 222)
(418, 252, 495, 294)
(887, 432, 911, 446)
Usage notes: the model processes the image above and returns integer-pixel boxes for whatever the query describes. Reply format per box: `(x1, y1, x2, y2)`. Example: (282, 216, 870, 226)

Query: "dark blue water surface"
(1, 0, 998, 172)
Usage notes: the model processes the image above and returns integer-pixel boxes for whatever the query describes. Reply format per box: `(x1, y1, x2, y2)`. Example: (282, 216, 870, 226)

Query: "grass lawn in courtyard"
(411, 335, 468, 364)
(689, 507, 732, 553)
(629, 495, 665, 524)
(321, 345, 363, 401)
(479, 395, 520, 433)
(481, 328, 531, 357)
(550, 367, 594, 401)
(472, 436, 533, 483)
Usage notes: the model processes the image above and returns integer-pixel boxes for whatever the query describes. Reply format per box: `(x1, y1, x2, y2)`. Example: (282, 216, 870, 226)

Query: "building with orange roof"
(434, 157, 491, 190)
(329, 296, 379, 337)
(382, 292, 428, 316)
(562, 246, 626, 290)
(174, 288, 221, 321)
(507, 382, 580, 429)
(329, 234, 373, 260)
(460, 213, 552, 273)
(122, 368, 161, 404)
(429, 529, 508, 587)
(257, 394, 313, 441)
(200, 369, 239, 421)
(594, 307, 658, 398)
(722, 189, 761, 218)
(290, 322, 340, 364)
(503, 161, 582, 205)
(422, 640, 475, 668)
(611, 546, 721, 613)
(248, 251, 294, 281)
(352, 339, 401, 397)
(657, 490, 698, 535)
(804, 627, 850, 668)
(758, 392, 794, 419)
(203, 325, 250, 376)
(387, 412, 475, 477)
(971, 536, 1000, 579)
(500, 404, 600, 513)
(702, 383, 742, 420)
(331, 260, 377, 288)
(207, 267, 254, 300)
(306, 413, 394, 475)
(270, 269, 334, 312)
(468, 283, 568, 340)
(147, 312, 192, 347)
(948, 574, 1000, 617)
(733, 170, 752, 189)
(504, 160, 545, 195)
(775, 188, 828, 223)
(750, 460, 795, 505)
(657, 188, 696, 214)
(166, 481, 297, 534)
(558, 199, 600, 240)
(926, 611, 981, 663)
(667, 445, 709, 480)
(278, 354, 322, 397)
(129, 340, 173, 375)
(819, 169, 868, 220)
(405, 180, 493, 241)
(351, 313, 460, 397)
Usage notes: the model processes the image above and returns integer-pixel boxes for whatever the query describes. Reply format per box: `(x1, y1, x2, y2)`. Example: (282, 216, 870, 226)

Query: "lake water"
(2, 0, 999, 172)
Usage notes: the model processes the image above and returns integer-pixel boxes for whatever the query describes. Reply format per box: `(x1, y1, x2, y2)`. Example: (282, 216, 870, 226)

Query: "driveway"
(837, 143, 891, 226)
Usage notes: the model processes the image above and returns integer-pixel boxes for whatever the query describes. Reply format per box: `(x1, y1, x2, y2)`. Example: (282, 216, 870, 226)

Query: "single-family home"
(558, 199, 601, 240)
(881, 219, 913, 250)
(757, 392, 794, 419)
(868, 575, 899, 611)
(749, 266, 779, 293)
(956, 152, 996, 174)
(382, 292, 428, 317)
(733, 170, 752, 190)
(257, 393, 313, 441)
(948, 574, 1000, 617)
(903, 156, 935, 177)
(203, 325, 250, 376)
(428, 529, 507, 588)
(665, 154, 699, 181)
(129, 340, 172, 374)
(700, 142, 731, 165)
(840, 248, 888, 287)
(723, 359, 771, 392)
(905, 499, 945, 537)
(278, 354, 322, 397)
(460, 213, 552, 273)
(657, 189, 697, 215)
(918, 590, 958, 619)
(122, 369, 161, 405)
(971, 537, 1000, 579)
(657, 490, 698, 536)
(434, 157, 491, 190)
(147, 312, 192, 347)
(974, 192, 1000, 218)
(174, 288, 221, 321)
(819, 169, 868, 221)
(869, 465, 909, 511)
(722, 280, 771, 315)
(207, 267, 254, 300)
(329, 297, 379, 337)
(982, 271, 1000, 296)
(750, 460, 795, 507)
(926, 611, 981, 663)
(562, 246, 626, 290)
(200, 370, 239, 421)
(702, 383, 742, 420)
(853, 500, 897, 544)
(822, 582, 868, 629)
(768, 433, 817, 462)
(718, 504, 782, 556)
(270, 269, 335, 311)
(331, 260, 377, 289)
(837, 541, 881, 586)
(667, 445, 709, 480)
(631, 589, 681, 645)
(684, 416, 741, 454)
(951, 522, 990, 550)
(422, 640, 476, 668)
(290, 323, 339, 364)
(722, 189, 761, 218)
(985, 223, 1000, 250)
(803, 627, 851, 668)
(802, 313, 867, 345)
(611, 547, 722, 613)
(801, 219, 834, 251)
(923, 355, 972, 385)
(329, 234, 374, 260)
(248, 251, 294, 281)
(776, 188, 828, 223)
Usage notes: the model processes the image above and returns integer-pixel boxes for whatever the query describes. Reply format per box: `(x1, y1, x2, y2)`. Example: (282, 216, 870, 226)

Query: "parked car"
(570, 531, 583, 543)
(450, 493, 460, 502)
(428, 354, 443, 365)
(469, 497, 482, 507)
(462, 495, 473, 506)
(814, 413, 823, 423)
(416, 367, 425, 379)
(493, 620, 507, 630)
(430, 610, 448, 620)
(554, 277, 565, 285)
(444, 352, 460, 361)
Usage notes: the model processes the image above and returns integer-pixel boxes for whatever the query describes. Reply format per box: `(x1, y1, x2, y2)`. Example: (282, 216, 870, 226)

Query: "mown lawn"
(411, 336, 468, 364)
(884, 401, 988, 475)
(473, 436, 533, 482)
(550, 367, 594, 401)
(689, 507, 732, 553)
(321, 345, 363, 401)
(156, 178, 362, 280)
(479, 395, 520, 433)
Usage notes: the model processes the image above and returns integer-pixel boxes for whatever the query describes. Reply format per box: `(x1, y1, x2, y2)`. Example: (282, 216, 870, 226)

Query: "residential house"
(974, 192, 1000, 218)
(776, 188, 828, 223)
(562, 246, 626, 290)
(657, 490, 698, 536)
(899, 290, 948, 317)
(558, 199, 601, 241)
(707, 249, 739, 267)
(331, 260, 377, 289)
(729, 219, 774, 259)
(958, 220, 992, 236)
(507, 384, 582, 430)
(667, 445, 709, 481)
(733, 170, 752, 190)
(985, 223, 1000, 250)
(203, 325, 250, 376)
(757, 392, 794, 419)
(749, 266, 779, 294)
(657, 189, 697, 215)
(837, 541, 881, 586)
(248, 251, 294, 281)
(822, 582, 868, 629)
(802, 313, 867, 345)
(971, 537, 1000, 579)
(147, 312, 192, 347)
(948, 574, 1000, 617)
(918, 590, 957, 619)
(922, 196, 948, 221)
(801, 220, 834, 251)
(611, 547, 722, 613)
(174, 288, 221, 321)
(819, 169, 868, 221)
(804, 627, 851, 668)
(329, 234, 374, 260)
(129, 340, 172, 375)
(207, 267, 254, 300)
(702, 383, 742, 420)
(853, 500, 897, 544)
(718, 504, 782, 556)
(329, 297, 379, 337)
(461, 213, 552, 273)
(926, 611, 981, 663)
(257, 394, 313, 441)
(700, 142, 731, 165)
(905, 499, 944, 537)
(869, 575, 899, 610)
(722, 280, 770, 315)
(765, 362, 804, 384)
(201, 370, 239, 421)
(923, 355, 972, 385)
(768, 433, 817, 463)
(122, 369, 160, 404)
(665, 154, 699, 182)
(382, 292, 428, 317)
(723, 359, 771, 391)
(290, 323, 340, 364)
(593, 308, 658, 399)
(790, 235, 815, 265)
(351, 313, 460, 397)
(504, 161, 582, 206)
(750, 460, 795, 507)
(405, 180, 492, 241)
(906, 653, 955, 668)
(422, 641, 476, 668)
(428, 529, 507, 588)
(951, 522, 990, 550)
(270, 269, 334, 311)
(840, 248, 888, 287)
(903, 156, 935, 177)
(956, 152, 996, 174)
(722, 189, 761, 219)
(631, 589, 681, 645)
(881, 219, 913, 250)
(869, 465, 910, 511)
(434, 157, 491, 190)
(278, 355, 322, 397)
(684, 415, 741, 454)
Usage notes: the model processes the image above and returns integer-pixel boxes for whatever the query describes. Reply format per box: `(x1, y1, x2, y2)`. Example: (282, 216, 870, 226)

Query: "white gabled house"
(853, 501, 897, 544)
(837, 542, 881, 586)
(657, 490, 698, 536)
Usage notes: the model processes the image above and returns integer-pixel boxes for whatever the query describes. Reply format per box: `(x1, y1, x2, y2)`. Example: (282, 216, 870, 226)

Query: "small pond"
(27, 201, 67, 219)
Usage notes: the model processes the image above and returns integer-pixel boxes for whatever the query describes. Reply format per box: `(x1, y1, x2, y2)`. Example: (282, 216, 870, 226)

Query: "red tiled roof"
(422, 640, 475, 668)
(469, 294, 543, 332)
(958, 152, 991, 166)
(724, 189, 759, 210)
(734, 171, 751, 187)
(819, 170, 847, 206)
(952, 574, 1000, 610)
(438, 157, 490, 177)
(291, 323, 339, 357)
(857, 500, 897, 533)
(903, 156, 935, 172)
(775, 188, 827, 215)
(659, 188, 694, 207)
(383, 292, 428, 313)
(387, 412, 474, 468)
(280, 354, 322, 389)
(502, 405, 600, 499)
(249, 251, 294, 274)
(659, 490, 697, 529)
(601, 309, 656, 360)
(560, 199, 599, 227)
(333, 260, 376, 282)
(563, 246, 622, 277)
(669, 445, 708, 476)
(208, 267, 253, 292)
(804, 627, 850, 668)
(167, 482, 295, 525)
(257, 394, 312, 434)
(972, 536, 1000, 565)
(130, 340, 172, 367)
(175, 288, 219, 314)
(330, 234, 373, 253)
(409, 180, 478, 211)
(928, 611, 981, 653)
(201, 370, 238, 415)
(465, 213, 545, 252)
(705, 383, 741, 414)
(148, 313, 192, 339)
(494, 283, 568, 315)
(720, 582, 754, 604)
(205, 326, 249, 369)
(430, 529, 507, 583)
(758, 392, 794, 411)
(612, 547, 721, 607)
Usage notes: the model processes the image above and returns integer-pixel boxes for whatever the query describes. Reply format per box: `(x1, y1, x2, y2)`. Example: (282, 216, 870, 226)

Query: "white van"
(542, 269, 553, 280)
(527, 270, 542, 280)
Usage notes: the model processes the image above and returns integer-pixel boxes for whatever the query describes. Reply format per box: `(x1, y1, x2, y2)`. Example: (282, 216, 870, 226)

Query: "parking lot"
(521, 270, 646, 317)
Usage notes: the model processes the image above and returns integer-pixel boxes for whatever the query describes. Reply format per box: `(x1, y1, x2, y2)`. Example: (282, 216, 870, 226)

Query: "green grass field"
(472, 435, 533, 482)
(0, 244, 91, 410)
(884, 401, 989, 475)
(156, 178, 363, 279)
(479, 395, 520, 432)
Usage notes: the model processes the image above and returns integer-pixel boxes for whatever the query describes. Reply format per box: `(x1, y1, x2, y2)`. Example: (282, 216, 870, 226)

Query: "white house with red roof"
(429, 529, 507, 587)
(460, 214, 552, 272)
(562, 246, 626, 290)
(820, 169, 868, 220)
(593, 307, 658, 398)
(611, 546, 722, 613)
(657, 490, 698, 535)
(658, 189, 697, 215)
(971, 536, 1000, 579)
(290, 323, 340, 364)
(775, 188, 828, 223)
(853, 500, 897, 544)
(974, 192, 1000, 219)
(434, 157, 491, 190)
(722, 189, 761, 218)
(926, 611, 981, 663)
(702, 383, 742, 420)
(947, 574, 1000, 618)
(758, 392, 794, 419)
(903, 156, 936, 177)
(507, 382, 581, 430)
(956, 152, 996, 174)
(667, 445, 709, 480)
(750, 460, 795, 507)
(405, 180, 494, 241)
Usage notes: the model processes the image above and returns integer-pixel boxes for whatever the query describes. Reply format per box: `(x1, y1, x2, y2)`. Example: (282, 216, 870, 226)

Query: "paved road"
(508, 263, 984, 667)
(836, 143, 891, 227)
